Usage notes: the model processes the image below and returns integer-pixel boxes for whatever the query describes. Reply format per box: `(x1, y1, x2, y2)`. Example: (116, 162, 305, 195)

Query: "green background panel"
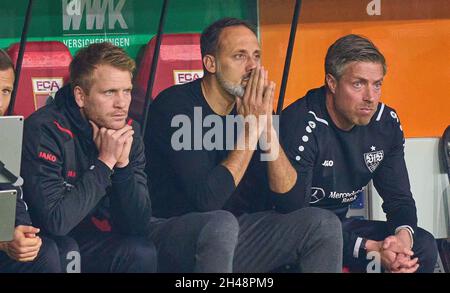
(0, 0, 257, 60)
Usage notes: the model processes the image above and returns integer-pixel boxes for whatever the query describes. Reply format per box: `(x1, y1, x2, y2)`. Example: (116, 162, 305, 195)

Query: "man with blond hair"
(22, 42, 239, 273)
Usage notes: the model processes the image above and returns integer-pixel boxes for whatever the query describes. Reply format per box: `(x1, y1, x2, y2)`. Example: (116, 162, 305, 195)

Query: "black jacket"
(145, 79, 300, 218)
(21, 85, 152, 236)
(280, 86, 418, 257)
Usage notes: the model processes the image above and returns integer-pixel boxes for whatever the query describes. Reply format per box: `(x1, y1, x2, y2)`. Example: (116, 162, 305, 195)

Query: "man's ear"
(203, 54, 216, 74)
(73, 86, 86, 108)
(325, 73, 337, 94)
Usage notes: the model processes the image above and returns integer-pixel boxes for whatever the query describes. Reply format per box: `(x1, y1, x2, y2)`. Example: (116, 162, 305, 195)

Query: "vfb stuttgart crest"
(364, 150, 384, 173)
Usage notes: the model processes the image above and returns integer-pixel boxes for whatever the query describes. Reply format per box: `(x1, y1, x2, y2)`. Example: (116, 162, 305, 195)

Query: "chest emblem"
(364, 147, 384, 173)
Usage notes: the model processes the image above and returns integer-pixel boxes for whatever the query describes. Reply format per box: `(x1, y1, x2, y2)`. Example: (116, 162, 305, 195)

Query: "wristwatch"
(359, 238, 368, 258)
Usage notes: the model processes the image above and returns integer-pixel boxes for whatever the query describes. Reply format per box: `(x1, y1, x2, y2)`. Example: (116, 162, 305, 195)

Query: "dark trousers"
(0, 236, 62, 273)
(148, 210, 239, 273)
(342, 218, 438, 273)
(234, 207, 343, 273)
(48, 235, 80, 273)
(70, 231, 157, 273)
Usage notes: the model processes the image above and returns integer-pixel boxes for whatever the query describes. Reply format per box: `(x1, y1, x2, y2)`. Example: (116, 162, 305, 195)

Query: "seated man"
(0, 49, 61, 273)
(22, 42, 238, 273)
(279, 34, 438, 273)
(144, 18, 343, 273)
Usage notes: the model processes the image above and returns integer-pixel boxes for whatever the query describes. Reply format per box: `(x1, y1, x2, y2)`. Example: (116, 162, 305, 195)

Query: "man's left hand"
(116, 125, 134, 168)
(382, 231, 418, 273)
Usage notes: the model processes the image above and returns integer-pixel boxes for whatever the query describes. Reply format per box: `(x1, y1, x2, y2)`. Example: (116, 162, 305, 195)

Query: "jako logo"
(39, 152, 57, 162)
(322, 160, 334, 167)
(62, 0, 128, 31)
(67, 171, 77, 178)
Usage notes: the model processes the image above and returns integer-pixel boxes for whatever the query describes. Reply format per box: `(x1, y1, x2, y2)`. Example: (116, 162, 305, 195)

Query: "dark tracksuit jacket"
(21, 85, 152, 237)
(279, 86, 418, 261)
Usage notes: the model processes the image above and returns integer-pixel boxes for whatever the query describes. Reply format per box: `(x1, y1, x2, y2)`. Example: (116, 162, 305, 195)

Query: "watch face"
(359, 238, 368, 258)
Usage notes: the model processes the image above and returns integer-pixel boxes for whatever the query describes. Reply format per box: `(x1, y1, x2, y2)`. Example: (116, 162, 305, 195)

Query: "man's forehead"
(0, 68, 15, 84)
(91, 65, 132, 86)
(218, 26, 260, 52)
(92, 64, 131, 76)
(342, 61, 384, 78)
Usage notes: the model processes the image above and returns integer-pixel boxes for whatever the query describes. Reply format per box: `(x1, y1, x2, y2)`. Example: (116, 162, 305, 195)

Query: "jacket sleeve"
(15, 186, 32, 227)
(373, 112, 418, 235)
(273, 107, 316, 212)
(21, 121, 113, 236)
(146, 105, 236, 212)
(108, 123, 152, 235)
(169, 151, 236, 212)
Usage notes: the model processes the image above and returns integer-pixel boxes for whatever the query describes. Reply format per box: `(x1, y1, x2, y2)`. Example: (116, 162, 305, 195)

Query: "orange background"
(260, 0, 450, 138)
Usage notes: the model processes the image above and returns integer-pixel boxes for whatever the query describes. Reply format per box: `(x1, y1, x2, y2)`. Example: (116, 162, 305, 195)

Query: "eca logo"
(34, 79, 61, 92)
(173, 70, 204, 85)
(32, 78, 64, 110)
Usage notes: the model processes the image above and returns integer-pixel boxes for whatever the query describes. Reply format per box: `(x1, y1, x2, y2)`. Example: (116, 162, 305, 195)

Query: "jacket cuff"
(212, 165, 236, 195)
(270, 180, 306, 213)
(353, 237, 368, 259)
(15, 218, 33, 227)
(395, 225, 415, 248)
(111, 164, 133, 183)
(93, 159, 113, 187)
(269, 179, 302, 198)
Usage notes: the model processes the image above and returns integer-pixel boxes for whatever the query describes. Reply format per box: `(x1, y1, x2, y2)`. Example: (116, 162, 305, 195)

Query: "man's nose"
(363, 86, 376, 102)
(114, 93, 128, 108)
(246, 56, 259, 71)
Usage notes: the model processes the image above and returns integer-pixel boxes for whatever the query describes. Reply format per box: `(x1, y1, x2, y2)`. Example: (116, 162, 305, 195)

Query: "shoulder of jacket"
(25, 108, 74, 142)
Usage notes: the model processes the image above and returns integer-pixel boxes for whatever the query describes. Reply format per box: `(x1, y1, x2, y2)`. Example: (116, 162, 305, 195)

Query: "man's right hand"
(91, 121, 134, 170)
(0, 225, 42, 262)
(222, 66, 275, 186)
(365, 238, 418, 273)
(236, 66, 275, 139)
(382, 235, 419, 273)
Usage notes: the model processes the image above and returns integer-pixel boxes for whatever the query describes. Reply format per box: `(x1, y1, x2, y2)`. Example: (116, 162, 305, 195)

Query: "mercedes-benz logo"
(310, 187, 325, 204)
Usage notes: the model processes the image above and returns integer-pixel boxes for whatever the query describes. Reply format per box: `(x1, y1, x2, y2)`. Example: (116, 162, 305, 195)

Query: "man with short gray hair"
(280, 34, 438, 273)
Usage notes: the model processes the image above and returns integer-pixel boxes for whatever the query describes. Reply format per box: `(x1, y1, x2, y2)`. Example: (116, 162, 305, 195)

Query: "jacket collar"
(54, 84, 93, 141)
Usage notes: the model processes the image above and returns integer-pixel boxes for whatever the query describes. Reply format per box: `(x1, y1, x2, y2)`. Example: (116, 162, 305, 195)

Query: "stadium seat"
(436, 125, 450, 273)
(442, 125, 450, 181)
(7, 41, 72, 118)
(130, 33, 204, 121)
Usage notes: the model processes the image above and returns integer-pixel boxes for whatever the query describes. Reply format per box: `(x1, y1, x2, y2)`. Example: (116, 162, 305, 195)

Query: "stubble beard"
(216, 68, 245, 98)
